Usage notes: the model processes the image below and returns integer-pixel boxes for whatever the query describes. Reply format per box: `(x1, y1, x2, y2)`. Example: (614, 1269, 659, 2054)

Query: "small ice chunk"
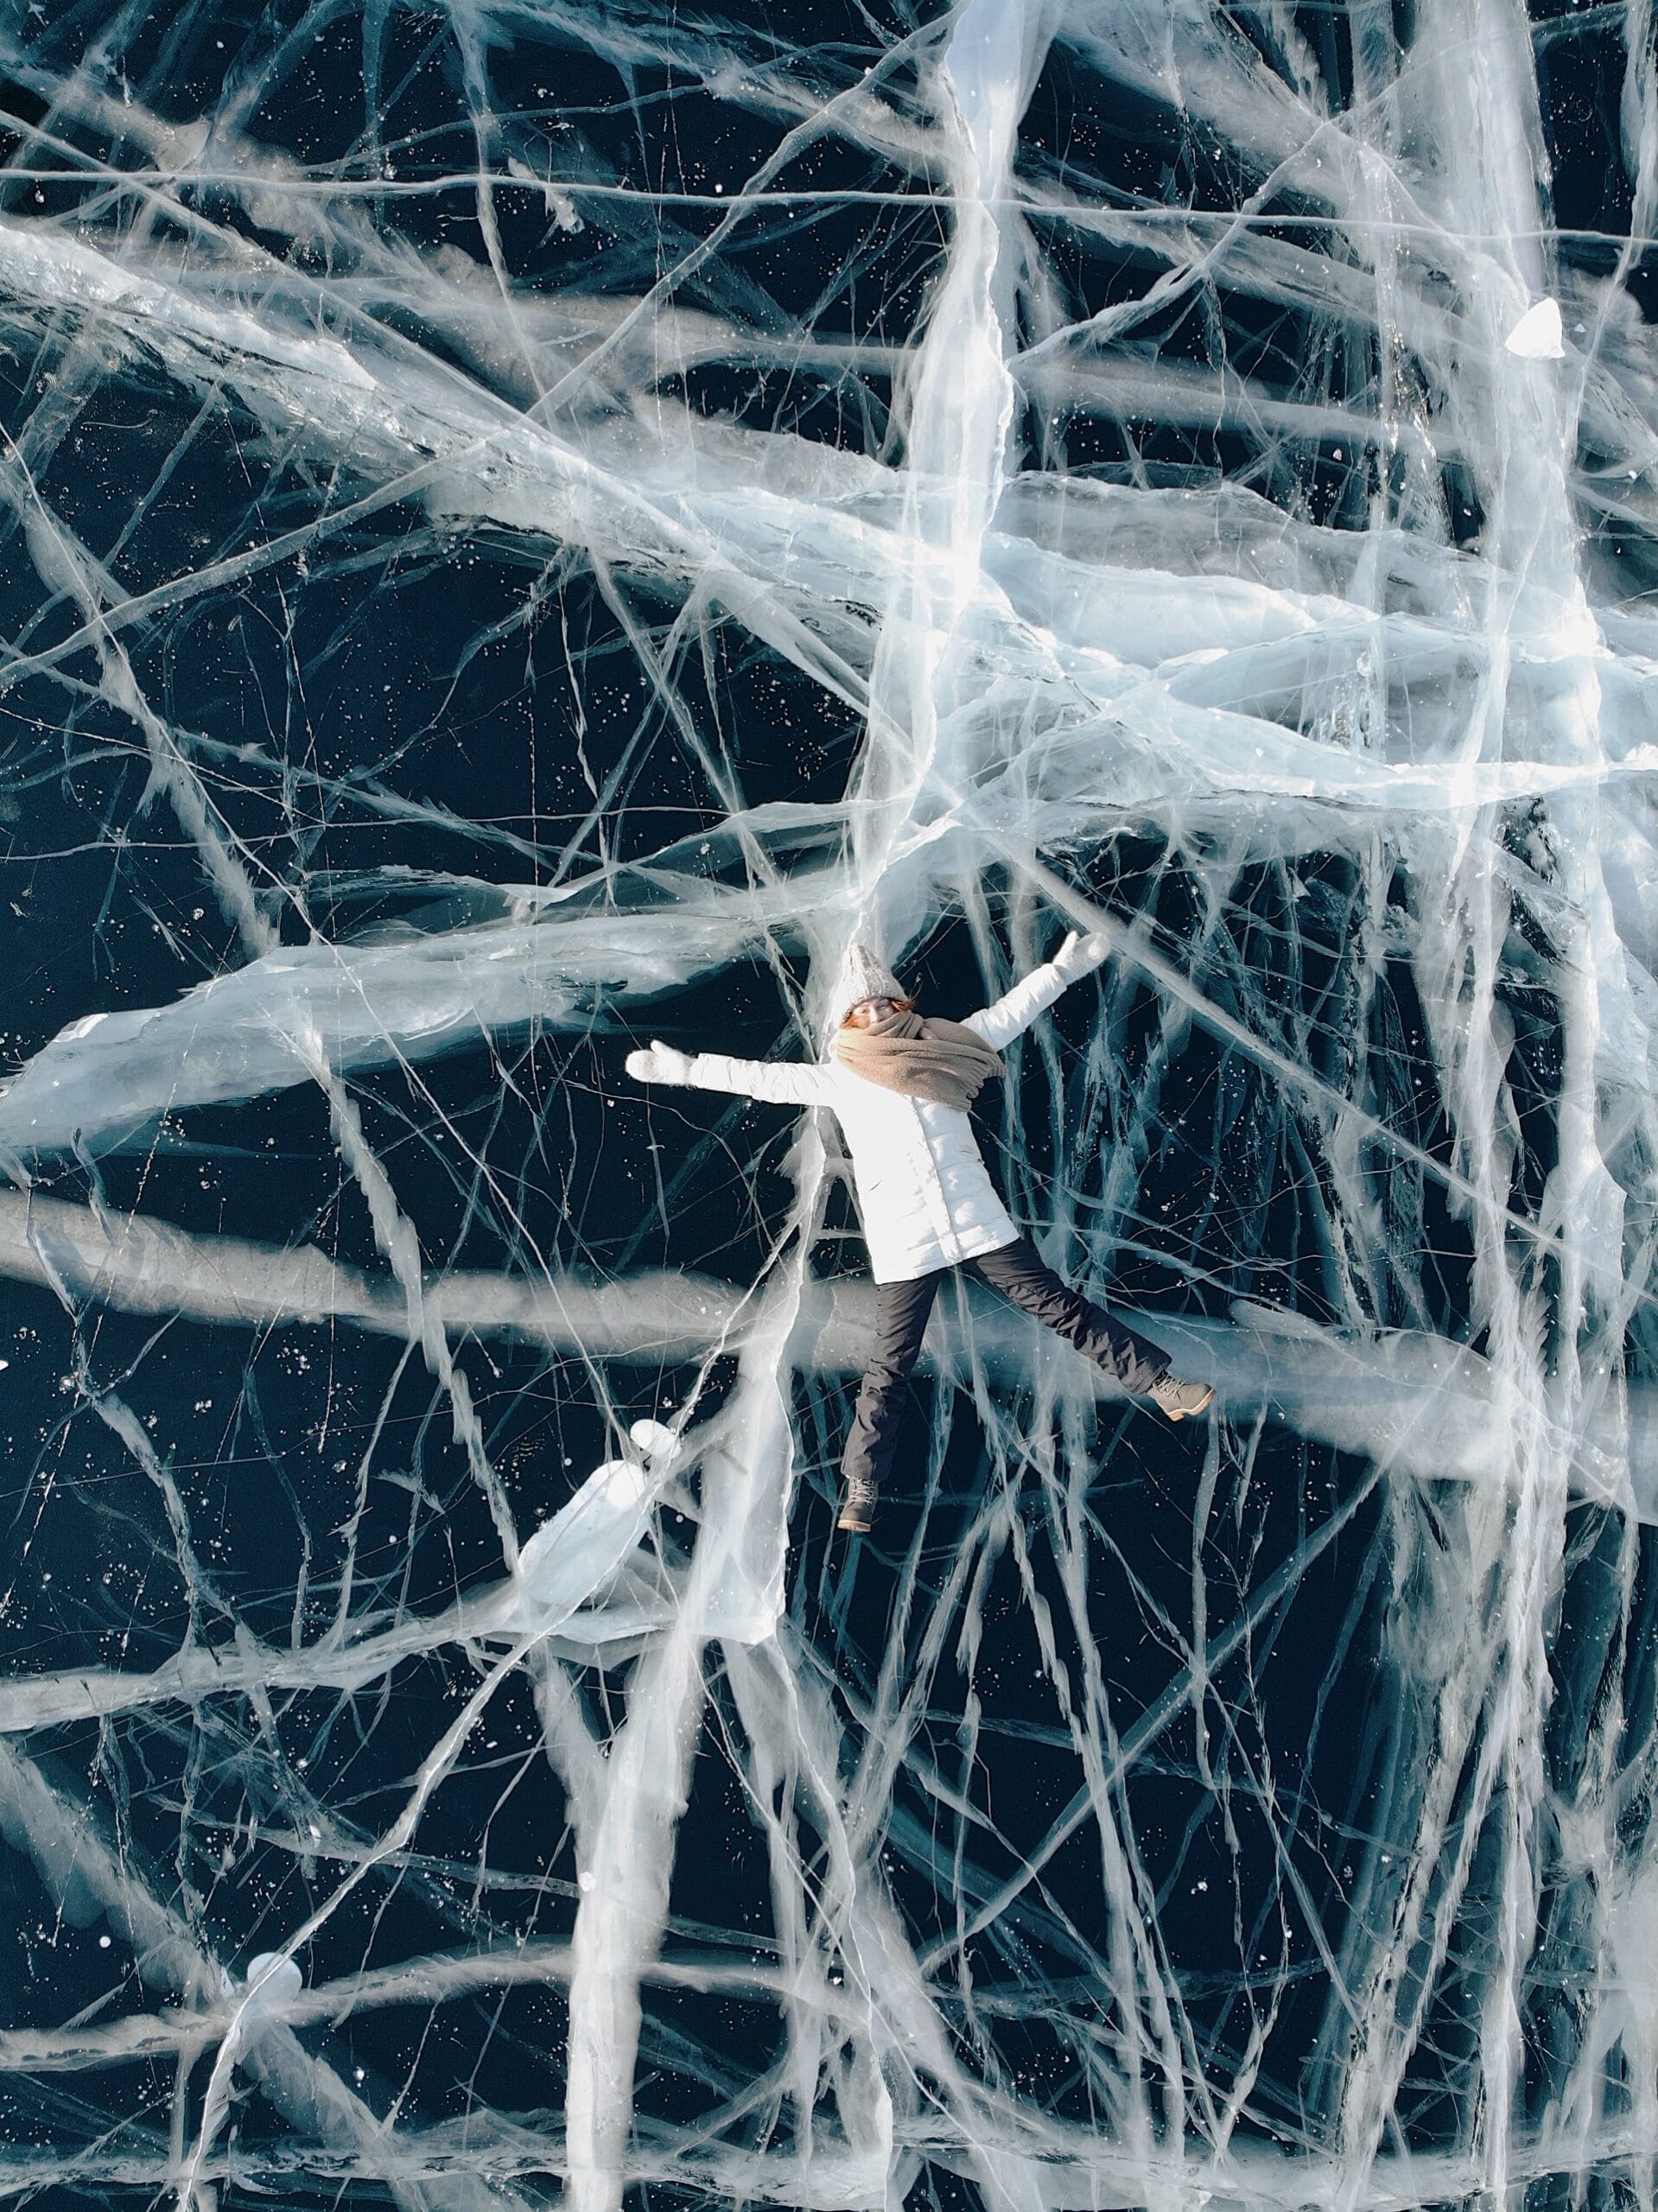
(629, 1418, 682, 1469)
(1503, 297, 1564, 359)
(601, 1459, 649, 1508)
(507, 1455, 656, 1628)
(244, 1953, 302, 2008)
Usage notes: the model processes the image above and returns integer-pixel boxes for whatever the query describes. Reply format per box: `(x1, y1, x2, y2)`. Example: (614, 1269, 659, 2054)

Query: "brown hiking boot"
(836, 1471, 878, 1533)
(1147, 1373, 1216, 1422)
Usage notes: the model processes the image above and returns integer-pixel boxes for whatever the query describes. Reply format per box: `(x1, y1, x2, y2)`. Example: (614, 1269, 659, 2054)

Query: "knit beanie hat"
(834, 943, 904, 1023)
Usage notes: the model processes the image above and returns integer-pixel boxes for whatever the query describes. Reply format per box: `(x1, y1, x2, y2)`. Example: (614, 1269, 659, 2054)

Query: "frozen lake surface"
(1, 1, 1656, 2206)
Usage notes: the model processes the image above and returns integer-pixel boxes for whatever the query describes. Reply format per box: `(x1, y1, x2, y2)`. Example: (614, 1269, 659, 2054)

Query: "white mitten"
(1051, 928, 1110, 982)
(625, 1040, 695, 1086)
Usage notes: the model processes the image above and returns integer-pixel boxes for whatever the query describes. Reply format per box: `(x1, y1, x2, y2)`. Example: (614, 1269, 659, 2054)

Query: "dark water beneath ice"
(0, 3, 1655, 2207)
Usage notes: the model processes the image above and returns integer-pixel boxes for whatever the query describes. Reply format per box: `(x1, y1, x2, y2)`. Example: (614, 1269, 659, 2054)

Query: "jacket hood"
(834, 944, 904, 1024)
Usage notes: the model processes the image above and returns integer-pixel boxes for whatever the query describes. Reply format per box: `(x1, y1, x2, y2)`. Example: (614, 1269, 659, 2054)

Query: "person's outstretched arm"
(625, 1040, 832, 1108)
(961, 930, 1110, 1051)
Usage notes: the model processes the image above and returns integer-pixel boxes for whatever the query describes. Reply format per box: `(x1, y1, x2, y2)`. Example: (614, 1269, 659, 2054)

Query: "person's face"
(842, 995, 907, 1030)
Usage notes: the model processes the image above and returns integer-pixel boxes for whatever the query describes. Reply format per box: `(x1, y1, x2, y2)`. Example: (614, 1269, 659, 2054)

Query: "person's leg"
(837, 1269, 944, 1530)
(972, 1236, 1202, 1406)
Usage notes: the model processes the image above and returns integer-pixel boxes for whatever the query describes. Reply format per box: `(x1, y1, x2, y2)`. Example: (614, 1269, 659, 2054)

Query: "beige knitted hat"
(833, 943, 904, 1022)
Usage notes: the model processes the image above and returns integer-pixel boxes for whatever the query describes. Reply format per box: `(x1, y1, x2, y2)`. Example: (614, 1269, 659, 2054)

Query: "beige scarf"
(831, 1006, 1001, 1110)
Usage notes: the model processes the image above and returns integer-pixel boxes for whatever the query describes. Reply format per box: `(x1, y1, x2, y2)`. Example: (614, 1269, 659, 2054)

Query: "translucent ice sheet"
(1, 2, 1656, 2206)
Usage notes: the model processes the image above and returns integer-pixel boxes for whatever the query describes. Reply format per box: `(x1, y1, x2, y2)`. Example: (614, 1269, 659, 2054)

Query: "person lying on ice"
(625, 933, 1214, 1535)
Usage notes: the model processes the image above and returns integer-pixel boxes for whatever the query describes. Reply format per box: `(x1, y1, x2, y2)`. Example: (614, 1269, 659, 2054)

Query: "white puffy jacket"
(635, 950, 1099, 1283)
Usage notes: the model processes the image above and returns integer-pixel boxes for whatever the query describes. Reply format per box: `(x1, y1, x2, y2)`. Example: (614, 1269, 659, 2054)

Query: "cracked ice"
(1, 2, 1657, 2209)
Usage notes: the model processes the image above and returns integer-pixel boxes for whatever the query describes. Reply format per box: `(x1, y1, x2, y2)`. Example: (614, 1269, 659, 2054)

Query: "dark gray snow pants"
(838, 1236, 1166, 1497)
